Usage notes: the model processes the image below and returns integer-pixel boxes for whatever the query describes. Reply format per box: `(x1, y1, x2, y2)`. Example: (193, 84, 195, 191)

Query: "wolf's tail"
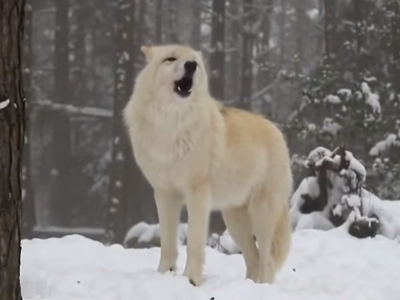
(271, 207, 292, 272)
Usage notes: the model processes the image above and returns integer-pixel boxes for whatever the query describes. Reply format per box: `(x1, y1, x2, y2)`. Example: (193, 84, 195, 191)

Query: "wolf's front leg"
(154, 190, 182, 273)
(183, 184, 211, 286)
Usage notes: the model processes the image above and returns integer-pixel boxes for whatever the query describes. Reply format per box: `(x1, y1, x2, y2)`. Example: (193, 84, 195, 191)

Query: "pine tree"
(285, 1, 400, 199)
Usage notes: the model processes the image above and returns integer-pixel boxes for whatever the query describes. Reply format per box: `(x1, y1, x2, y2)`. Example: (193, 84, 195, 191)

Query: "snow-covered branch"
(32, 100, 113, 118)
(251, 75, 283, 101)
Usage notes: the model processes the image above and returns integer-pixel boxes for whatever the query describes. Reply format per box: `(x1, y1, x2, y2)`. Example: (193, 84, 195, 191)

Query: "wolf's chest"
(133, 137, 200, 190)
(135, 127, 195, 159)
(131, 128, 198, 183)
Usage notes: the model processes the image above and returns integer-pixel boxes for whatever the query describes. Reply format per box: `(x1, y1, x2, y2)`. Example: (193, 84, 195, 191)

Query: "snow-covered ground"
(22, 230, 400, 300)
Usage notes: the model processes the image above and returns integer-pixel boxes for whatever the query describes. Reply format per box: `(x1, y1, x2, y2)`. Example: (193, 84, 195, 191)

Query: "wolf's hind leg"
(248, 195, 279, 284)
(222, 206, 259, 282)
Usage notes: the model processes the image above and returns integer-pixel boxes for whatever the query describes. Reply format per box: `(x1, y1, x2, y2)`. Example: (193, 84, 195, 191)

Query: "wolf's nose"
(184, 61, 197, 74)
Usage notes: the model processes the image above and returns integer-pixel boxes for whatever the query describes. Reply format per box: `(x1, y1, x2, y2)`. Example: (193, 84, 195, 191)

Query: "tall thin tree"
(155, 0, 163, 43)
(105, 0, 135, 244)
(191, 0, 202, 48)
(210, 0, 226, 100)
(0, 0, 27, 298)
(22, 0, 36, 238)
(239, 0, 257, 110)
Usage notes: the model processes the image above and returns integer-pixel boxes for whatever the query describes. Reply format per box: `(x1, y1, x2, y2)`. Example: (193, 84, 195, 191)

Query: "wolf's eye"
(164, 57, 177, 62)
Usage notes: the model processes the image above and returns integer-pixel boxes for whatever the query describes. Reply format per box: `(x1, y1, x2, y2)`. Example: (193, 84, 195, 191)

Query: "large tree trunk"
(105, 0, 135, 244)
(209, 0, 226, 100)
(0, 0, 26, 298)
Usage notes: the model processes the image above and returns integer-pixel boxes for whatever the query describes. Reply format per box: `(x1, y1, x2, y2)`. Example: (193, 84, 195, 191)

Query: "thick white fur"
(123, 44, 292, 286)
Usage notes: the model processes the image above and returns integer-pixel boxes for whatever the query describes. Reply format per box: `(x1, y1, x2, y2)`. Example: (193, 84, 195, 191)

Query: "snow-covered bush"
(286, 76, 400, 199)
(123, 222, 188, 248)
(290, 146, 400, 241)
(208, 230, 241, 254)
(123, 221, 243, 254)
(123, 221, 245, 255)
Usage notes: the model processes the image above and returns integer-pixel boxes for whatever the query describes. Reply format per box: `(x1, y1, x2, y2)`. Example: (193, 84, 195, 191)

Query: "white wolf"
(123, 44, 292, 286)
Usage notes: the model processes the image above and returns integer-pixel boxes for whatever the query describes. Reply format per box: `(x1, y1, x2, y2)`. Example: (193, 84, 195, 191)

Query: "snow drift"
(21, 231, 400, 300)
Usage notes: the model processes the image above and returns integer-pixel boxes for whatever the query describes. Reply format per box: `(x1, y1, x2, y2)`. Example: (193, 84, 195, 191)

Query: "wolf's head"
(135, 44, 209, 101)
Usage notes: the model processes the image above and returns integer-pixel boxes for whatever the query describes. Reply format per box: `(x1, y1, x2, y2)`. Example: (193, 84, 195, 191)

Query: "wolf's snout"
(184, 61, 197, 75)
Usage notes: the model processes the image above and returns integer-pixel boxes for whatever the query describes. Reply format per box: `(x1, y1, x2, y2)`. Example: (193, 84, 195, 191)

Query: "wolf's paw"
(157, 259, 176, 274)
(245, 267, 259, 283)
(183, 268, 203, 287)
(257, 269, 274, 284)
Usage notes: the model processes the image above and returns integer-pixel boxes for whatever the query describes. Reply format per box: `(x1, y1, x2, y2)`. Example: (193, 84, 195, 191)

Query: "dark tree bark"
(0, 0, 27, 298)
(105, 0, 135, 244)
(50, 0, 72, 226)
(239, 0, 257, 110)
(21, 0, 36, 238)
(209, 0, 226, 100)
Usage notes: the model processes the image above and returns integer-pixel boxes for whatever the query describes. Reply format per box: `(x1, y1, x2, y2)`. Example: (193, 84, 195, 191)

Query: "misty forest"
(23, 0, 400, 242)
(2, 0, 400, 298)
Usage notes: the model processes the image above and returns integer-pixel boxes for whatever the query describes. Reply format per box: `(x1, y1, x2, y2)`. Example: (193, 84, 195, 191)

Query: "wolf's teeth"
(177, 86, 182, 91)
(188, 89, 192, 93)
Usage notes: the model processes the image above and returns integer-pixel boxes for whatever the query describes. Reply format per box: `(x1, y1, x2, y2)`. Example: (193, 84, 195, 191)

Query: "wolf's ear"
(140, 45, 153, 62)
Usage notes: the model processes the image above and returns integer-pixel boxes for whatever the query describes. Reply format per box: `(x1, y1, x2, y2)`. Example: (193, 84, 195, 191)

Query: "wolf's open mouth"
(174, 77, 193, 98)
